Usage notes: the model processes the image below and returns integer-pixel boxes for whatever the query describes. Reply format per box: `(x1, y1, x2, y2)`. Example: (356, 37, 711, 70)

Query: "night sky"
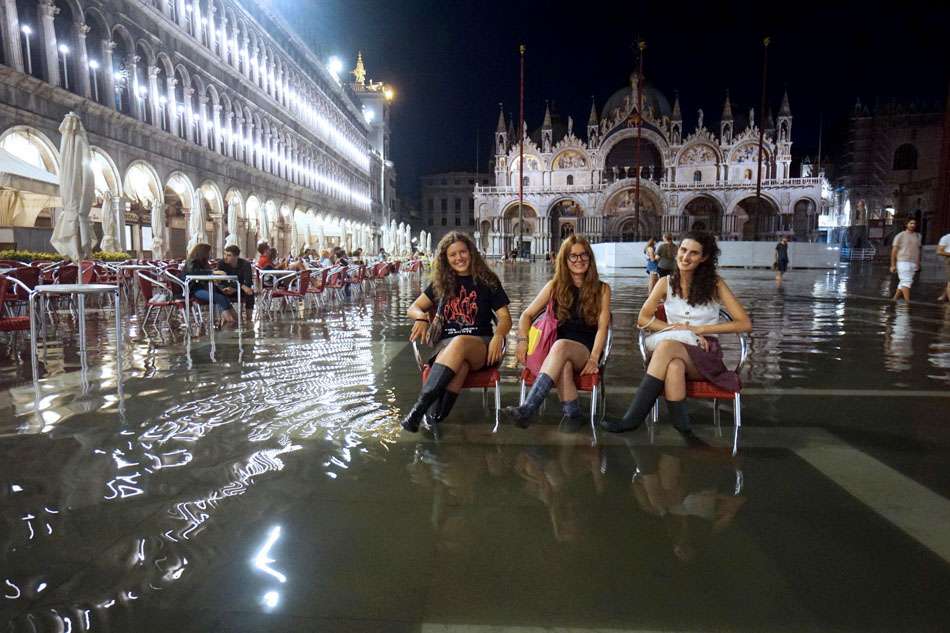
(270, 0, 950, 197)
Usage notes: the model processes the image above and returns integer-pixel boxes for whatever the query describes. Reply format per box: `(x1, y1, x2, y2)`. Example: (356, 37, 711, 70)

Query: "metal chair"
(638, 304, 748, 455)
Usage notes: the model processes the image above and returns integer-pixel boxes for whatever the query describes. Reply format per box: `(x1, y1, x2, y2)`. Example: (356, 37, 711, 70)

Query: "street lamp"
(58, 44, 69, 91)
(20, 25, 32, 75)
(87, 60, 99, 101)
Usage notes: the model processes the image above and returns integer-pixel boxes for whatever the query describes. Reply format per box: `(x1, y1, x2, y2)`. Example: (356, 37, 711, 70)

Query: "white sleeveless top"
(664, 279, 720, 327)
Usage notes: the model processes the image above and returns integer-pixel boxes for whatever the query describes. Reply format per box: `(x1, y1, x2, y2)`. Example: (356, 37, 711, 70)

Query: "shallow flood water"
(2, 262, 950, 632)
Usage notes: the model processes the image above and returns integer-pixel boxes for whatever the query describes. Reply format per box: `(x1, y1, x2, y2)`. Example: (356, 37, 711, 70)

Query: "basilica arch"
(726, 195, 782, 241)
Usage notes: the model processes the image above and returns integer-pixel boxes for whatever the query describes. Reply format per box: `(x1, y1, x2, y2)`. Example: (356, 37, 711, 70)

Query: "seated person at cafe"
(217, 244, 256, 316)
(183, 243, 239, 324)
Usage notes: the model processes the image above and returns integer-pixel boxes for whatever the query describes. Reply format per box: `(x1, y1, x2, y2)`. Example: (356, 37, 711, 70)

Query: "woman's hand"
(515, 340, 528, 365)
(580, 357, 599, 375)
(409, 319, 428, 343)
(487, 334, 505, 365)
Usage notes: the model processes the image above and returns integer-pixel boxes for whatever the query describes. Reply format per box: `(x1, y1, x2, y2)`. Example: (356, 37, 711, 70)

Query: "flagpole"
(518, 44, 525, 259)
(756, 36, 770, 206)
(635, 40, 645, 242)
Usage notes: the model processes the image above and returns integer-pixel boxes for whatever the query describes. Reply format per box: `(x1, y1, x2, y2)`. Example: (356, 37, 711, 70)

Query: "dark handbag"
(423, 297, 445, 347)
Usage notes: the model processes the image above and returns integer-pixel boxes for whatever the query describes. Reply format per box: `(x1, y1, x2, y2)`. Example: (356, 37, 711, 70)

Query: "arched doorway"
(733, 197, 779, 241)
(683, 195, 724, 235)
(604, 186, 662, 241)
(604, 137, 664, 183)
(503, 203, 537, 257)
(123, 161, 163, 256)
(549, 199, 583, 251)
(793, 198, 817, 241)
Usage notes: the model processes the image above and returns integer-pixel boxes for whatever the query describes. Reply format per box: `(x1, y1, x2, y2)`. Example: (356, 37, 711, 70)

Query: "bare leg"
(557, 360, 578, 402)
(546, 340, 588, 402)
(664, 358, 687, 401)
(434, 335, 489, 373)
(647, 340, 705, 382)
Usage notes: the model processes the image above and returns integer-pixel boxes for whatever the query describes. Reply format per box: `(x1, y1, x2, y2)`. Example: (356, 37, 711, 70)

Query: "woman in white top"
(601, 231, 751, 436)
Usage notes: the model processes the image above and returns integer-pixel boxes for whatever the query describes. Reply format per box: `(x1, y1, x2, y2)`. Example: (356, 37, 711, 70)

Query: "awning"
(0, 147, 62, 225)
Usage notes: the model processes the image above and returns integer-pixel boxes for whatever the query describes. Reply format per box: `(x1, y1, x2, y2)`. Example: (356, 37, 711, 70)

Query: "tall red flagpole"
(635, 40, 645, 241)
(517, 44, 525, 258)
(756, 37, 770, 203)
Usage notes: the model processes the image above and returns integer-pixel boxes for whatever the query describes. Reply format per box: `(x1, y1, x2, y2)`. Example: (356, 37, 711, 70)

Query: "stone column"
(212, 213, 224, 256)
(148, 66, 162, 129)
(183, 87, 195, 143)
(75, 23, 92, 98)
(225, 111, 234, 158)
(265, 132, 273, 173)
(129, 55, 143, 121)
(102, 40, 117, 110)
(212, 104, 222, 153)
(38, 1, 60, 86)
(250, 46, 259, 84)
(207, 3, 218, 56)
(177, 0, 187, 29)
(165, 76, 178, 134)
(198, 96, 210, 149)
(2, 0, 24, 72)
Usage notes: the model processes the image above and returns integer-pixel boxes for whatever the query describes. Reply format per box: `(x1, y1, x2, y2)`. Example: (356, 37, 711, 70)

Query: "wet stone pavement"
(1, 262, 949, 632)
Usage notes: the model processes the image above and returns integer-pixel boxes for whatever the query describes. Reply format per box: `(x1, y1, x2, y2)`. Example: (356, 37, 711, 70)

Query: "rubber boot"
(428, 391, 459, 426)
(503, 373, 555, 428)
(402, 364, 456, 433)
(666, 399, 704, 447)
(600, 374, 665, 433)
(560, 398, 586, 433)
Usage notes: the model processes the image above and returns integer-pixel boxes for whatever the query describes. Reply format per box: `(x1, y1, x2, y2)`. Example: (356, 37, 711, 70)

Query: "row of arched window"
(1, 0, 373, 209)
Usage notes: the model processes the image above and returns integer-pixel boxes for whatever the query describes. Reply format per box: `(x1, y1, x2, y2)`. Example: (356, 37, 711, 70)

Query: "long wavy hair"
(552, 235, 602, 325)
(430, 231, 500, 301)
(670, 230, 720, 306)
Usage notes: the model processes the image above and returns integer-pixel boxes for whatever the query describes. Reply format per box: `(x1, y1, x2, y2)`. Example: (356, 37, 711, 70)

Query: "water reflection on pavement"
(1, 263, 950, 632)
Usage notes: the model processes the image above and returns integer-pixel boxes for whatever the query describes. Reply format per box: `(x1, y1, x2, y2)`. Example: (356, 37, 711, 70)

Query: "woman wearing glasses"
(504, 235, 611, 430)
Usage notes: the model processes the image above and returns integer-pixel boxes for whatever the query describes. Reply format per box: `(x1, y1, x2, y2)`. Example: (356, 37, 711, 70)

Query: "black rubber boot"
(600, 374, 665, 433)
(560, 398, 586, 433)
(428, 391, 459, 425)
(402, 364, 456, 433)
(666, 399, 705, 447)
(503, 373, 555, 428)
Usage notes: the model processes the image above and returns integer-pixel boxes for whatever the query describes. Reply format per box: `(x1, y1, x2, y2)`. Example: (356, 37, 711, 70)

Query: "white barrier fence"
(592, 241, 842, 269)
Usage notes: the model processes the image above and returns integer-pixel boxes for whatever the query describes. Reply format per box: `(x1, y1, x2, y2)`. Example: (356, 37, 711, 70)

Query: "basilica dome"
(601, 74, 672, 121)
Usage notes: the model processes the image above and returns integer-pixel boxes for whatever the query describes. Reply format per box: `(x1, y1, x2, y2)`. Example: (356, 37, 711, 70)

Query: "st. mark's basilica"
(474, 74, 823, 257)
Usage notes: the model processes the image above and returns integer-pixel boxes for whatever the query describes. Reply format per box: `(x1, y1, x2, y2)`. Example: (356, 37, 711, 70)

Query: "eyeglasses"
(567, 253, 590, 263)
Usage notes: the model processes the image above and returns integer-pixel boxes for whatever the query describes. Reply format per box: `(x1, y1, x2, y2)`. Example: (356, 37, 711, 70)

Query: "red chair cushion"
(422, 365, 500, 388)
(521, 367, 600, 390)
(680, 381, 736, 400)
(0, 316, 31, 331)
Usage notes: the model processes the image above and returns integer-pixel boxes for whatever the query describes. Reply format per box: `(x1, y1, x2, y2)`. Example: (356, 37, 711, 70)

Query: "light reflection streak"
(4, 579, 21, 599)
(252, 526, 286, 583)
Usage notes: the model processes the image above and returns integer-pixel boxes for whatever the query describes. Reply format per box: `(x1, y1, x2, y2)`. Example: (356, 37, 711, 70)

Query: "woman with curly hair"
(503, 235, 611, 430)
(403, 232, 512, 432)
(601, 231, 751, 436)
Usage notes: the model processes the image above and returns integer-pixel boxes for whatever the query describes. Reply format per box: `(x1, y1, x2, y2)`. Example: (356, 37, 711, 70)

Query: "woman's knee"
(667, 358, 686, 377)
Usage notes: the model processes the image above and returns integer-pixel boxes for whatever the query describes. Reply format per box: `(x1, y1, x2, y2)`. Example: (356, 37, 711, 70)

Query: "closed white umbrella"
(99, 190, 120, 253)
(150, 198, 167, 260)
(186, 188, 207, 253)
(316, 221, 325, 253)
(50, 112, 95, 265)
(304, 222, 313, 252)
(258, 207, 271, 246)
(390, 219, 398, 253)
(225, 200, 239, 248)
(425, 232, 431, 254)
(290, 217, 300, 256)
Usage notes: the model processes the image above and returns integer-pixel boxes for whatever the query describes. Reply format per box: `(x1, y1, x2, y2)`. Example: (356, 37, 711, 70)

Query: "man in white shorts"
(937, 231, 950, 302)
(890, 219, 921, 302)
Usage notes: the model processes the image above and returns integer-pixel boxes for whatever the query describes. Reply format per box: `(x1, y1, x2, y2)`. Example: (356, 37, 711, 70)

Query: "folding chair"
(137, 270, 188, 327)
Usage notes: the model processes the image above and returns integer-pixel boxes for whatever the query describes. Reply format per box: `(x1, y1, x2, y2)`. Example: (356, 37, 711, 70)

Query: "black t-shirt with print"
(423, 276, 509, 338)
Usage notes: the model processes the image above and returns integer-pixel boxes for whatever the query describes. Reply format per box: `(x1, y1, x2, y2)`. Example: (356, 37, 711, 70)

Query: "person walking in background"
(774, 236, 790, 285)
(890, 219, 921, 302)
(655, 233, 677, 279)
(644, 238, 659, 293)
(937, 231, 950, 302)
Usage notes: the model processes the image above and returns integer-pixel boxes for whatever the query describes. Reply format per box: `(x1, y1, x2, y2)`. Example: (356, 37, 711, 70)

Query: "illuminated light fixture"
(363, 108, 374, 123)
(159, 96, 167, 104)
(201, 17, 207, 25)
(177, 104, 185, 114)
(328, 57, 343, 78)
(58, 44, 69, 54)
(186, 4, 193, 11)
(263, 591, 279, 608)
(384, 88, 394, 101)
(88, 59, 99, 69)
(192, 113, 199, 122)
(21, 24, 32, 35)
(138, 86, 147, 97)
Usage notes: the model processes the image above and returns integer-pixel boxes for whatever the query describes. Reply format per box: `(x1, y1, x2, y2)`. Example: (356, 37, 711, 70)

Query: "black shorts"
(657, 267, 673, 278)
(777, 260, 789, 273)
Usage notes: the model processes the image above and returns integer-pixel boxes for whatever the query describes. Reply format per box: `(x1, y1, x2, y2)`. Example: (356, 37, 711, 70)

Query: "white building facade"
(0, 0, 388, 258)
(474, 75, 823, 257)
